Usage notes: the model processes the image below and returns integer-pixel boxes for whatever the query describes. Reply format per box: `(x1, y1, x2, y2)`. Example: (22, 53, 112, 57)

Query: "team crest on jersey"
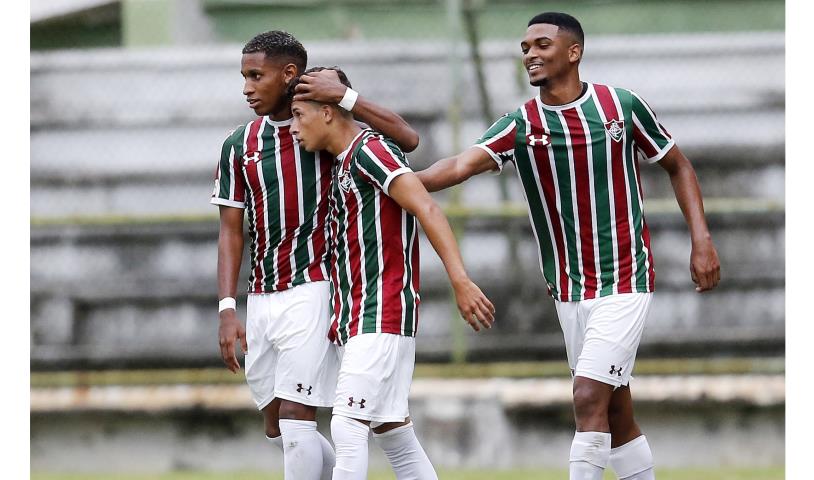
(242, 151, 261, 165)
(337, 166, 353, 193)
(525, 132, 551, 147)
(604, 119, 624, 142)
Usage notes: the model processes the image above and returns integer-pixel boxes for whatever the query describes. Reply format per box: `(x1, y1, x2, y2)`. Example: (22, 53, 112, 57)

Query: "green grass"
(31, 467, 785, 480)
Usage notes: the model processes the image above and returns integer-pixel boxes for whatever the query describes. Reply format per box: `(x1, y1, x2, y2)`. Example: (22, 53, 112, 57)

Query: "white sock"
(372, 422, 438, 480)
(609, 435, 655, 479)
(331, 415, 371, 480)
(318, 430, 336, 480)
(266, 434, 284, 451)
(279, 419, 324, 480)
(569, 431, 611, 480)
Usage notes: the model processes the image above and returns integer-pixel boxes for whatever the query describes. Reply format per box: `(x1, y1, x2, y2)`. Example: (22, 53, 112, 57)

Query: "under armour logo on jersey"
(242, 151, 261, 165)
(296, 383, 312, 396)
(604, 119, 624, 142)
(525, 133, 551, 147)
(348, 397, 366, 408)
(609, 365, 623, 377)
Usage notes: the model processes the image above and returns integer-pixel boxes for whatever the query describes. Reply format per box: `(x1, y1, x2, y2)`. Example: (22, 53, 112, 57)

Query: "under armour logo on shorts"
(297, 383, 313, 396)
(348, 397, 366, 408)
(609, 365, 623, 377)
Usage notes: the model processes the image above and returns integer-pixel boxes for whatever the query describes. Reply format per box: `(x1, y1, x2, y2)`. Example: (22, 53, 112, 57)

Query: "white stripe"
(519, 104, 560, 296)
(591, 86, 621, 294)
(474, 120, 516, 170)
(399, 208, 408, 336)
(290, 136, 303, 281)
(256, 120, 271, 289)
(556, 109, 585, 297)
(576, 105, 603, 296)
(407, 218, 418, 334)
(630, 91, 672, 140)
(608, 88, 638, 292)
(210, 197, 245, 209)
(537, 99, 572, 299)
(375, 190, 385, 334)
(228, 145, 236, 202)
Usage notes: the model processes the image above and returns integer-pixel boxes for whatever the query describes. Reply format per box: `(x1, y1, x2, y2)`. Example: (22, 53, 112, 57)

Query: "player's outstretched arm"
(293, 70, 419, 152)
(658, 145, 721, 292)
(217, 206, 248, 373)
(388, 172, 495, 331)
(415, 146, 497, 192)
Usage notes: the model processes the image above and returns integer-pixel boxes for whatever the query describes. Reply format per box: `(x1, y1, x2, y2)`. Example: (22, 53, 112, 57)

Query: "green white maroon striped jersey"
(211, 116, 333, 293)
(475, 83, 674, 301)
(328, 129, 420, 346)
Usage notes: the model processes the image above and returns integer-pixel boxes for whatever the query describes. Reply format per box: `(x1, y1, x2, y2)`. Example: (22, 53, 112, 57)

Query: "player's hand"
(218, 310, 248, 373)
(690, 238, 720, 292)
(451, 277, 495, 332)
(293, 69, 346, 104)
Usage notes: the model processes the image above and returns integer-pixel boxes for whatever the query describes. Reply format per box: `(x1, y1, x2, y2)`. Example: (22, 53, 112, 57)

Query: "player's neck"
(326, 120, 363, 158)
(268, 102, 294, 122)
(538, 74, 584, 106)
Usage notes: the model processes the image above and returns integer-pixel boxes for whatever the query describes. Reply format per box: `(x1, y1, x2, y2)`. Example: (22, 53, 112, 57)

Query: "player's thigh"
(333, 333, 415, 424)
(576, 293, 653, 388)
(244, 294, 279, 411)
(273, 281, 339, 408)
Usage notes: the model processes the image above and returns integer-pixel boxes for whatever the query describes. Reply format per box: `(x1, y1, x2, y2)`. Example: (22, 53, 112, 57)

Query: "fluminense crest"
(604, 119, 624, 142)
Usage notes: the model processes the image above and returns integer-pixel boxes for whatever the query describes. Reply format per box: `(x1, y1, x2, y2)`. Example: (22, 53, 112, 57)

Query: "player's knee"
(572, 382, 608, 418)
(264, 422, 281, 439)
(278, 399, 315, 420)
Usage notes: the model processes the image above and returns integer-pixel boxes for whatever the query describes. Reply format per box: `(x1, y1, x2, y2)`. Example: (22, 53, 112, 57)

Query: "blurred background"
(30, 0, 784, 478)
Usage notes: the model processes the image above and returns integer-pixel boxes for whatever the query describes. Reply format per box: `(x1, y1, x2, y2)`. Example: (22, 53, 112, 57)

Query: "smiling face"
(521, 23, 582, 87)
(241, 52, 298, 117)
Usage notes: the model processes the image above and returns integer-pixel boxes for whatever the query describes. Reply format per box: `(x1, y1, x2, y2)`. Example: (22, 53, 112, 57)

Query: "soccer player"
(415, 12, 720, 480)
(289, 66, 495, 480)
(211, 31, 420, 480)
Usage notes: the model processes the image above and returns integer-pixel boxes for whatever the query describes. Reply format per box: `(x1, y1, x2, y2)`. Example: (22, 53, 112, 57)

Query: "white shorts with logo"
(244, 280, 339, 409)
(332, 333, 416, 423)
(555, 292, 653, 389)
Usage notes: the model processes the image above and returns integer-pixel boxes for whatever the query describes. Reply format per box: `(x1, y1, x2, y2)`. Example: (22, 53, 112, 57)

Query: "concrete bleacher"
(30, 32, 785, 368)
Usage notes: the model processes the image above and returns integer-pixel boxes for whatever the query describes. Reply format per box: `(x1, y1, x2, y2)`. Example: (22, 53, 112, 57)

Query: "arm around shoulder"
(415, 146, 498, 193)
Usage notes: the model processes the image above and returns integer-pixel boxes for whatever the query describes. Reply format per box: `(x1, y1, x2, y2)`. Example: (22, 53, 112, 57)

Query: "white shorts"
(555, 292, 653, 388)
(244, 281, 339, 409)
(333, 333, 416, 423)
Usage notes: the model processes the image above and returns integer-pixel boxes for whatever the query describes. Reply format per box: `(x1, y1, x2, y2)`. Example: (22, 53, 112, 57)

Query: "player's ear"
(321, 104, 334, 123)
(568, 42, 583, 64)
(281, 63, 299, 84)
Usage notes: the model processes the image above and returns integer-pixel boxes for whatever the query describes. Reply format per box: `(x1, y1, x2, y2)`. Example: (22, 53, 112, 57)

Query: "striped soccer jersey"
(475, 83, 674, 301)
(328, 129, 420, 346)
(211, 116, 333, 293)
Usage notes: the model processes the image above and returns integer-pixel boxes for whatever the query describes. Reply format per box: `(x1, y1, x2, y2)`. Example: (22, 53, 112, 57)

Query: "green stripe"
(291, 149, 318, 285)
(631, 93, 671, 150)
(333, 183, 352, 344)
(616, 88, 649, 289)
(260, 126, 281, 290)
(543, 109, 582, 298)
(511, 111, 558, 292)
(356, 148, 390, 187)
(359, 184, 381, 334)
(581, 98, 616, 296)
(401, 214, 417, 336)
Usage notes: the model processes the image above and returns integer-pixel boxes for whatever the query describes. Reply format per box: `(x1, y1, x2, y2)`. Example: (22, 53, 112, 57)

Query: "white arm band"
(218, 297, 236, 312)
(338, 88, 359, 111)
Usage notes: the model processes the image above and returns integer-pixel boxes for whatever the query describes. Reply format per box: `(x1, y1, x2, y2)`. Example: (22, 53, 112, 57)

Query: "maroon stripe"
(524, 99, 570, 298)
(484, 123, 516, 154)
(633, 124, 659, 159)
(563, 108, 597, 299)
(231, 149, 246, 203)
(344, 185, 364, 337)
(365, 138, 404, 172)
(594, 85, 634, 293)
(274, 126, 298, 288)
(328, 175, 342, 343)
(244, 119, 265, 292)
(379, 195, 406, 334)
(309, 152, 333, 282)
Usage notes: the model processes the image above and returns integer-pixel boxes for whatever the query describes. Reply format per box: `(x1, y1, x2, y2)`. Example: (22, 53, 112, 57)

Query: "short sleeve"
(630, 91, 675, 163)
(355, 138, 412, 196)
(210, 132, 247, 209)
(474, 113, 519, 172)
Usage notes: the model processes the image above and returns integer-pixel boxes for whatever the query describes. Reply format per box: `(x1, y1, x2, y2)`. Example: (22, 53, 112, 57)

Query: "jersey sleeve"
(473, 113, 519, 173)
(210, 131, 247, 209)
(630, 91, 675, 163)
(355, 137, 413, 196)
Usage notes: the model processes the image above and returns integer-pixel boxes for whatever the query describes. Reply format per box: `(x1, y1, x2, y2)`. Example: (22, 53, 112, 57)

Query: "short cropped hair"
(528, 12, 584, 46)
(286, 66, 353, 103)
(243, 30, 308, 72)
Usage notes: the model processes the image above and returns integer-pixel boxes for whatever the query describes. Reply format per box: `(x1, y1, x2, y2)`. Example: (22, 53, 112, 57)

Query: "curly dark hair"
(242, 31, 307, 72)
(528, 12, 584, 47)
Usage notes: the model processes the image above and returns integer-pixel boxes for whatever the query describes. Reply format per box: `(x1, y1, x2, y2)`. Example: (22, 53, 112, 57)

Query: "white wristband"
(338, 87, 358, 111)
(218, 297, 236, 312)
